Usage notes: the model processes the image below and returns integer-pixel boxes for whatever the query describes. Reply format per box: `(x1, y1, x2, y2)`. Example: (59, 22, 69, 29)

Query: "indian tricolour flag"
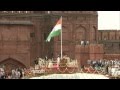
(46, 17, 62, 42)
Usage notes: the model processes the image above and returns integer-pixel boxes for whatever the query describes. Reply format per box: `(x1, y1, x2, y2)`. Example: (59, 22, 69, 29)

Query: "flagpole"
(61, 16, 63, 59)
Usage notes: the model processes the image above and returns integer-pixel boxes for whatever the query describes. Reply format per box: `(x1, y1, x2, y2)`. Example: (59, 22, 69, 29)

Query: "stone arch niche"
(92, 26, 97, 43)
(75, 25, 86, 42)
(61, 26, 70, 41)
(93, 26, 96, 41)
(0, 58, 26, 74)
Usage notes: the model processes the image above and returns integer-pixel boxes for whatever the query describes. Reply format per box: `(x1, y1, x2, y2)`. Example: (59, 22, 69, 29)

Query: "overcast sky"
(98, 11, 120, 30)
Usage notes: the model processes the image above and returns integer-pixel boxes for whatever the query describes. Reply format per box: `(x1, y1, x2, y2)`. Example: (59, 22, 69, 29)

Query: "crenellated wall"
(98, 30, 120, 54)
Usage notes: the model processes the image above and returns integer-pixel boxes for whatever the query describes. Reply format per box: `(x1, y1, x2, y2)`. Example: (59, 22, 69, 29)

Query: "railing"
(32, 60, 79, 75)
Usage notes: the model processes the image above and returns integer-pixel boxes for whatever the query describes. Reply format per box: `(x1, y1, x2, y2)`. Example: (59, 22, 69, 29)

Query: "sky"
(98, 11, 120, 30)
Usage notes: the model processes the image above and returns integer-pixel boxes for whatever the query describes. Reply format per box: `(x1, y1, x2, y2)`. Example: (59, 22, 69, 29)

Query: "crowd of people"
(1, 57, 120, 79)
(0, 67, 25, 79)
(87, 59, 120, 68)
(86, 59, 120, 75)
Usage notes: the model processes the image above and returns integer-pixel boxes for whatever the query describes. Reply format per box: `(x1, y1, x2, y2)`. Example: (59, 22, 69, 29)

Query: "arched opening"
(0, 58, 26, 74)
(93, 26, 97, 41)
(75, 26, 86, 41)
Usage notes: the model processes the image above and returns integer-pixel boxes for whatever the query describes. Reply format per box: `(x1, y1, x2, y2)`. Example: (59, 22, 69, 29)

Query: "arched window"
(112, 43, 113, 47)
(104, 36, 107, 40)
(93, 26, 97, 41)
(75, 26, 86, 41)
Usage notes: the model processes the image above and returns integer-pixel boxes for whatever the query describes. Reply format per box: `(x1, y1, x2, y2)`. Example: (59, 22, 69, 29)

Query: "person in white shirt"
(57, 55, 60, 67)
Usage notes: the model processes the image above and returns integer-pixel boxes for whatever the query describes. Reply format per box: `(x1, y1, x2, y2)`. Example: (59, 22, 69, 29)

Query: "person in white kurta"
(57, 56, 60, 68)
(48, 60, 53, 68)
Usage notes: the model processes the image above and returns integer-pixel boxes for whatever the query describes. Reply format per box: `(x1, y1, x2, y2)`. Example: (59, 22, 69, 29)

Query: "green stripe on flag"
(46, 29, 61, 42)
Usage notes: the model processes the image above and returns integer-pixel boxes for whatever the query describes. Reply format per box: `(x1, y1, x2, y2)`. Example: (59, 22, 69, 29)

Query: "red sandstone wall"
(89, 44, 104, 60)
(75, 45, 89, 66)
(75, 44, 104, 66)
(0, 12, 99, 68)
(0, 25, 33, 68)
